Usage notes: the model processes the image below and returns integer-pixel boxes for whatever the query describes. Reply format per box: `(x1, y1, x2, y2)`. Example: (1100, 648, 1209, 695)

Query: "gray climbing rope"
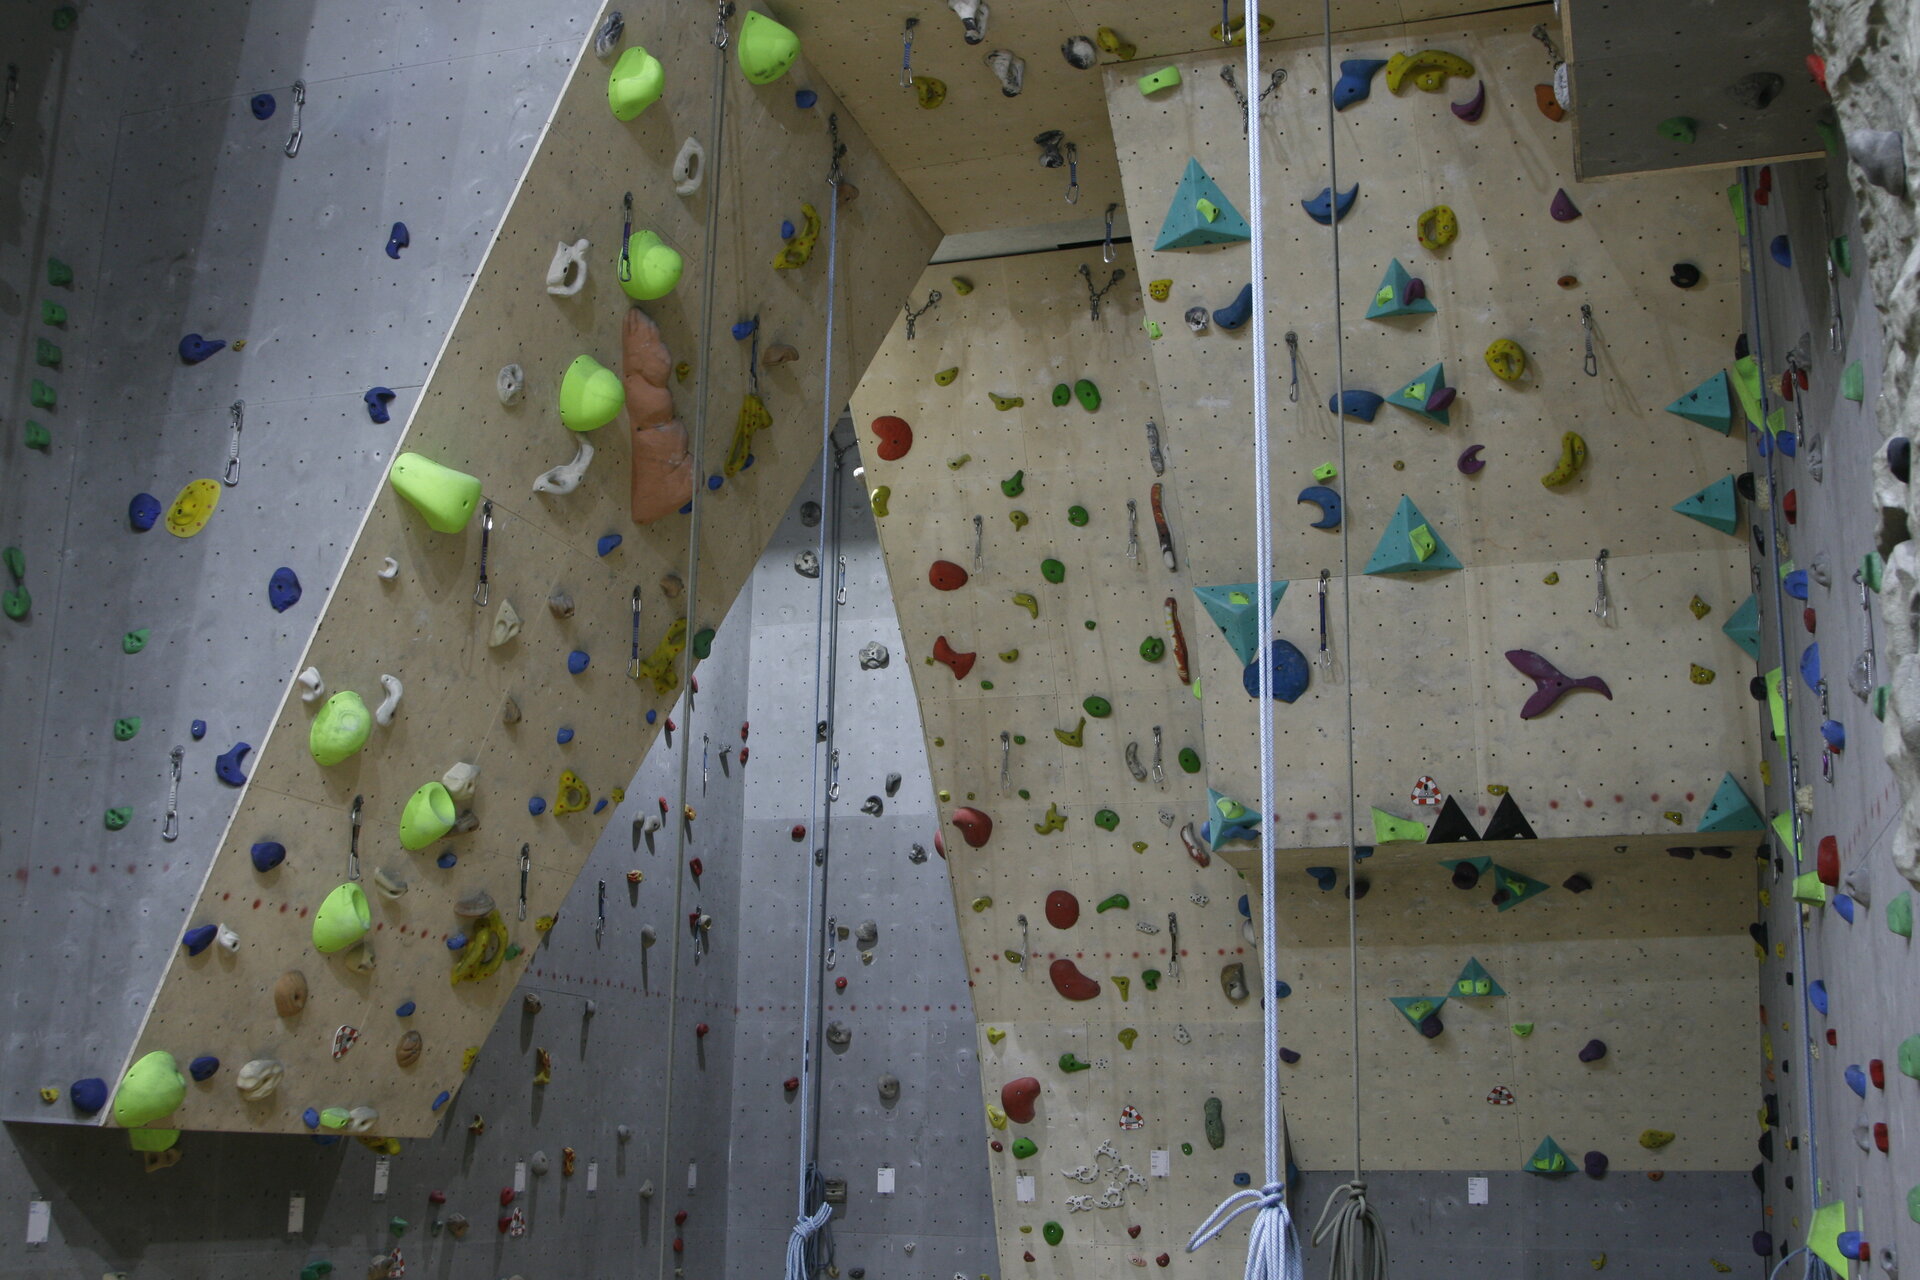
(1309, 1182, 1387, 1280)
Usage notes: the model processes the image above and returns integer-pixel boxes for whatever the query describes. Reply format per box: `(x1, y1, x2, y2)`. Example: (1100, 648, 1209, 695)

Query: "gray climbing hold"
(855, 920, 878, 951)
(1848, 128, 1909, 194)
(878, 1074, 901, 1101)
(826, 1021, 852, 1047)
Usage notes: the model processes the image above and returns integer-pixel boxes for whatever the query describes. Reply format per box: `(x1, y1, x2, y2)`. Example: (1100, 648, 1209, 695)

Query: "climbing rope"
(1309, 1183, 1388, 1280)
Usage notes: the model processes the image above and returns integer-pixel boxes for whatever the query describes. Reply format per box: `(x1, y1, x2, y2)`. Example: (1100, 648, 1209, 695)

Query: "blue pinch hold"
(707, 474, 723, 490)
(386, 222, 410, 259)
(556, 726, 574, 744)
(1232, 1172, 1253, 1187)
(436, 850, 458, 868)
(1303, 183, 1359, 225)
(732, 316, 759, 340)
(795, 89, 818, 108)
(396, 1001, 416, 1017)
(178, 333, 226, 364)
(1333, 58, 1388, 109)
(364, 386, 396, 423)
(191, 719, 207, 739)
(303, 1106, 321, 1129)
(1329, 389, 1385, 422)
(269, 566, 302, 612)
(528, 797, 547, 816)
(447, 933, 468, 950)
(1777, 431, 1797, 457)
(1835, 893, 1856, 923)
(1809, 979, 1828, 1013)
(568, 649, 589, 674)
(1769, 235, 1790, 268)
(1305, 866, 1338, 891)
(1237, 895, 1251, 919)
(1212, 283, 1254, 331)
(189, 1055, 220, 1081)
(216, 740, 252, 785)
(645, 709, 658, 724)
(1799, 642, 1821, 692)
(129, 493, 162, 531)
(593, 798, 608, 813)
(250, 93, 276, 119)
(597, 533, 623, 556)
(70, 1077, 108, 1114)
(1244, 638, 1310, 702)
(1783, 570, 1808, 599)
(432, 1090, 451, 1111)
(251, 841, 287, 872)
(182, 924, 219, 955)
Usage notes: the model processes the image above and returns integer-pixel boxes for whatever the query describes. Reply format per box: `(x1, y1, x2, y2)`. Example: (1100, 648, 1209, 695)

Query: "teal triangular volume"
(1390, 995, 1446, 1029)
(1672, 475, 1739, 535)
(1364, 496, 1461, 575)
(1385, 362, 1451, 425)
(1524, 1136, 1573, 1176)
(1365, 258, 1435, 319)
(1194, 582, 1289, 666)
(1153, 159, 1253, 250)
(1453, 958, 1505, 998)
(1666, 370, 1734, 435)
(1723, 593, 1761, 659)
(1490, 865, 1550, 911)
(1204, 789, 1262, 847)
(1698, 772, 1764, 833)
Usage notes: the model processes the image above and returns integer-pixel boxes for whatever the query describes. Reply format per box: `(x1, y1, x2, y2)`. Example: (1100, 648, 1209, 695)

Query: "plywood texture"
(114, 5, 942, 1137)
(1105, 8, 1762, 849)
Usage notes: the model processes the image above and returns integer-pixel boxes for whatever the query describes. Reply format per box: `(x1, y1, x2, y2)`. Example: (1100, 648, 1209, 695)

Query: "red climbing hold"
(1817, 835, 1839, 887)
(933, 636, 976, 679)
(1157, 1255, 1171, 1268)
(500, 1187, 516, 1206)
(1128, 1226, 1142, 1239)
(1807, 53, 1828, 94)
(1023, 1253, 1036, 1264)
(688, 857, 703, 879)
(934, 830, 947, 859)
(835, 976, 847, 990)
(1045, 890, 1081, 929)
(951, 807, 994, 847)
(870, 415, 913, 462)
(675, 1210, 689, 1226)
(1049, 958, 1101, 1001)
(1002, 1076, 1041, 1123)
(672, 1238, 684, 1253)
(1871, 1059, 1887, 1088)
(929, 560, 969, 591)
(695, 1022, 709, 1038)
(1876, 1122, 1891, 1152)
(791, 823, 807, 841)
(784, 1076, 800, 1092)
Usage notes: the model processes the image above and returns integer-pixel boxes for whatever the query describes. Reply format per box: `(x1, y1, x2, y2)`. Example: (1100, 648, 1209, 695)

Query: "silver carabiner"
(284, 79, 305, 158)
(161, 746, 184, 842)
(473, 499, 493, 606)
(222, 400, 244, 486)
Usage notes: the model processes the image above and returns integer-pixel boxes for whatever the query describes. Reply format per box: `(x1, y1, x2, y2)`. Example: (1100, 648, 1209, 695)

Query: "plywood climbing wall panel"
(114, 4, 942, 1137)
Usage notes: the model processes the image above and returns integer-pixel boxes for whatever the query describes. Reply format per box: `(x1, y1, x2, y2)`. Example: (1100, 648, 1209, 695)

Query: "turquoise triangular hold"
(1524, 1136, 1573, 1176)
(1666, 371, 1734, 435)
(1672, 475, 1739, 535)
(1453, 958, 1505, 998)
(1204, 789, 1262, 847)
(1365, 258, 1435, 320)
(1490, 865, 1550, 911)
(1389, 995, 1446, 1030)
(1723, 593, 1761, 659)
(1698, 772, 1764, 833)
(1153, 159, 1253, 250)
(1364, 496, 1461, 574)
(1385, 362, 1451, 425)
(1194, 582, 1289, 666)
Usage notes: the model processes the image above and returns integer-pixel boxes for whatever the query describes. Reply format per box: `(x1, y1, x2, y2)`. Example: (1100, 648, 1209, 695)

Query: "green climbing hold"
(1910, 1184, 1920, 1224)
(692, 627, 715, 659)
(1084, 620, 1097, 630)
(389, 452, 482, 534)
(36, 339, 60, 369)
(1900, 1035, 1920, 1080)
(1142, 969, 1161, 989)
(1204, 1096, 1225, 1149)
(1511, 1023, 1534, 1037)
(310, 691, 373, 767)
(1525, 1135, 1572, 1175)
(112, 1051, 186, 1127)
(1012, 1137, 1038, 1158)
(736, 10, 801, 83)
(114, 717, 141, 741)
(24, 421, 50, 450)
(1058, 1053, 1091, 1073)
(1843, 361, 1865, 402)
(42, 301, 66, 326)
(1041, 558, 1065, 583)
(104, 806, 132, 830)
(1181, 1142, 1194, 1156)
(1657, 115, 1696, 143)
(1009, 509, 1030, 528)
(1096, 893, 1130, 912)
(1052, 383, 1072, 407)
(935, 367, 959, 385)
(1012, 735, 1026, 745)
(1018, 789, 1031, 800)
(1179, 748, 1201, 773)
(1075, 379, 1100, 411)
(1043, 1222, 1064, 1247)
(123, 629, 150, 654)
(1140, 637, 1165, 661)
(1067, 505, 1089, 526)
(1002, 471, 1025, 498)
(2, 588, 27, 621)
(1095, 809, 1119, 830)
(46, 257, 73, 286)
(1831, 236, 1852, 277)
(1889, 892, 1913, 938)
(300, 1264, 334, 1280)
(979, 680, 995, 690)
(1083, 696, 1111, 718)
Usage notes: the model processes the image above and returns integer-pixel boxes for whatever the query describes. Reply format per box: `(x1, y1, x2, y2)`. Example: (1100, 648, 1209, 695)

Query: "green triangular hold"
(1524, 1136, 1573, 1176)
(1766, 667, 1787, 740)
(1364, 496, 1461, 575)
(1772, 811, 1801, 862)
(1672, 475, 1739, 535)
(1765, 406, 1786, 437)
(1726, 183, 1747, 236)
(1365, 258, 1435, 320)
(1490, 864, 1550, 911)
(1843, 361, 1865, 402)
(1372, 807, 1429, 843)
(1831, 235, 1852, 277)
(1722, 593, 1760, 659)
(1453, 958, 1504, 998)
(1665, 370, 1733, 434)
(1389, 995, 1446, 1030)
(1384, 362, 1451, 425)
(1194, 582, 1289, 666)
(1792, 871, 1828, 905)
(1153, 159, 1252, 250)
(1731, 355, 1765, 428)
(1698, 773, 1763, 833)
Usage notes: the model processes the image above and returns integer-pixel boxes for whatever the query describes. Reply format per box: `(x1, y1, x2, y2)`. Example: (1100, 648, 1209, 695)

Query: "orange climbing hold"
(932, 636, 977, 679)
(870, 415, 913, 461)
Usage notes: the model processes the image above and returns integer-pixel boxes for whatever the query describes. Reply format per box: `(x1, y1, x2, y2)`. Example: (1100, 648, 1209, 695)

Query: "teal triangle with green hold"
(1722, 593, 1761, 659)
(1194, 582, 1289, 666)
(1453, 958, 1504, 998)
(1389, 995, 1446, 1029)
(1524, 1136, 1573, 1175)
(1698, 772, 1764, 833)
(1666, 370, 1734, 434)
(1491, 865, 1550, 911)
(1365, 258, 1435, 320)
(1153, 159, 1252, 250)
(1672, 475, 1739, 535)
(1385, 362, 1451, 425)
(1365, 496, 1461, 574)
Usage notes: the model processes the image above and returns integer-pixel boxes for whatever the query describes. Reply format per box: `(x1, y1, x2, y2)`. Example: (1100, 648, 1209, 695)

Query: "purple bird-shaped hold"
(1505, 649, 1612, 719)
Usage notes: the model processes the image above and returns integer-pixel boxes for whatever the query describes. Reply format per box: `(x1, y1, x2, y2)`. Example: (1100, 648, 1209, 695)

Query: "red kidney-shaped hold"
(952, 807, 994, 847)
(871, 415, 913, 462)
(933, 636, 977, 680)
(930, 560, 970, 591)
(1002, 1076, 1041, 1124)
(1816, 835, 1839, 886)
(1050, 958, 1101, 1001)
(1044, 890, 1081, 929)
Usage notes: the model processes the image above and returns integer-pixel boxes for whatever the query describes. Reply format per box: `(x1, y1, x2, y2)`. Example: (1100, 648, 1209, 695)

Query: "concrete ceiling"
(774, 0, 1541, 237)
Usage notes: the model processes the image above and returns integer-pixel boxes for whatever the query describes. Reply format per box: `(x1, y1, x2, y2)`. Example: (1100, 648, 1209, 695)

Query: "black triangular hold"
(1562, 873, 1592, 894)
(1481, 793, 1537, 841)
(1749, 921, 1769, 950)
(1426, 796, 1481, 844)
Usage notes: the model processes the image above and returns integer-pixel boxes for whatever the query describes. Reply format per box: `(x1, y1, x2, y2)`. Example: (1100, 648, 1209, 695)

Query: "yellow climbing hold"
(1417, 205, 1458, 251)
(1113, 976, 1131, 1001)
(970, 896, 993, 912)
(1543, 572, 1560, 585)
(990, 393, 1024, 411)
(165, 478, 221, 537)
(951, 276, 974, 295)
(914, 77, 947, 109)
(935, 367, 959, 385)
(1148, 279, 1172, 301)
(871, 487, 891, 517)
(1591, 1256, 1606, 1271)
(635, 617, 688, 695)
(1689, 595, 1712, 619)
(1131, 841, 1148, 853)
(1034, 803, 1067, 834)
(1690, 664, 1716, 685)
(1485, 339, 1527, 381)
(725, 393, 771, 476)
(553, 770, 590, 815)
(948, 454, 972, 470)
(1540, 431, 1588, 487)
(1638, 1130, 1675, 1149)
(1664, 811, 1684, 824)
(771, 203, 820, 270)
(1117, 1027, 1138, 1048)
(1384, 50, 1474, 93)
(1055, 718, 1086, 748)
(534, 914, 557, 933)
(999, 649, 1020, 662)
(462, 1047, 481, 1072)
(986, 1103, 1009, 1129)
(1209, 13, 1273, 43)
(986, 1027, 1006, 1044)
(1013, 591, 1039, 618)
(1487, 784, 1509, 795)
(450, 909, 510, 984)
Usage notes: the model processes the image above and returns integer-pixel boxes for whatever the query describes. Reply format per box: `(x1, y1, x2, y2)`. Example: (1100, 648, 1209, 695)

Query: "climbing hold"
(1656, 115, 1697, 144)
(1043, 1223, 1065, 1247)
(268, 566, 302, 612)
(1417, 206, 1458, 251)
(1083, 695, 1111, 718)
(619, 230, 684, 301)
(1096, 893, 1130, 913)
(1156, 159, 1251, 249)
(164, 478, 221, 537)
(1535, 84, 1565, 120)
(1578, 1039, 1608, 1063)
(251, 841, 287, 873)
(1505, 649, 1612, 719)
(1075, 379, 1101, 411)
(737, 9, 800, 83)
(1367, 258, 1435, 320)
(112, 1051, 187, 1128)
(1386, 49, 1474, 93)
(1138, 65, 1181, 94)
(1213, 283, 1254, 330)
(384, 223, 409, 259)
(364, 385, 397, 424)
(1329, 389, 1386, 422)
(934, 367, 959, 386)
(932, 637, 976, 680)
(1055, 718, 1085, 747)
(313, 883, 371, 953)
(1303, 184, 1359, 225)
(1549, 189, 1581, 221)
(1671, 475, 1739, 534)
(1540, 432, 1589, 488)
(1386, 361, 1454, 423)
(389, 453, 482, 533)
(1049, 958, 1101, 1001)
(1484, 339, 1527, 381)
(1769, 235, 1791, 268)
(310, 690, 372, 766)
(607, 45, 665, 119)
(869, 415, 912, 461)
(929, 560, 969, 592)
(1526, 1136, 1573, 1175)
(1297, 485, 1342, 529)
(1204, 1096, 1226, 1149)
(1457, 445, 1486, 476)
(400, 782, 456, 850)
(989, 392, 1024, 411)
(1638, 1130, 1675, 1150)
(216, 741, 252, 785)
(1364, 496, 1459, 574)
(129, 493, 162, 531)
(1666, 370, 1734, 434)
(952, 807, 994, 847)
(1002, 1077, 1041, 1123)
(178, 333, 226, 364)
(1334, 58, 1387, 108)
(1451, 81, 1486, 121)
(1243, 639, 1310, 702)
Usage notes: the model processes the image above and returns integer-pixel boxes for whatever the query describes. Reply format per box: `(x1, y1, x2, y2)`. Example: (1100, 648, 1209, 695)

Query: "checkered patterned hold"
(1412, 776, 1441, 806)
(1120, 1105, 1145, 1130)
(1486, 1085, 1515, 1106)
(331, 1024, 361, 1060)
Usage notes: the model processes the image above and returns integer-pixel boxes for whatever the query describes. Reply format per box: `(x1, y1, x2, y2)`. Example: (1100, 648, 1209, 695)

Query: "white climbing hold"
(1846, 128, 1908, 195)
(489, 599, 522, 648)
(533, 437, 595, 494)
(235, 1058, 284, 1100)
(216, 923, 240, 952)
(497, 364, 525, 406)
(297, 666, 327, 703)
(443, 761, 480, 801)
(377, 556, 399, 580)
(986, 48, 1025, 97)
(673, 138, 706, 195)
(345, 941, 376, 973)
(347, 1106, 379, 1133)
(373, 865, 409, 898)
(546, 239, 590, 296)
(374, 674, 404, 726)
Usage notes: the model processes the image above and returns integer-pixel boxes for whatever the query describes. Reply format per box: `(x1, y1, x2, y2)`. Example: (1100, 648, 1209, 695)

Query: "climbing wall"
(92, 3, 942, 1139)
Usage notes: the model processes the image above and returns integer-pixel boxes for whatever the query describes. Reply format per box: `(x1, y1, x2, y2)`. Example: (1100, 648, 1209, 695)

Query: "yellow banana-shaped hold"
(450, 910, 510, 985)
(724, 393, 771, 477)
(1385, 49, 1474, 93)
(1540, 431, 1588, 487)
(771, 203, 820, 270)
(636, 617, 689, 695)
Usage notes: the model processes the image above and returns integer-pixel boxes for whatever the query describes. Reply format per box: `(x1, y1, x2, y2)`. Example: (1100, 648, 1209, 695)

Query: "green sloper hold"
(1889, 892, 1914, 937)
(1722, 593, 1761, 659)
(389, 453, 482, 533)
(736, 10, 801, 84)
(1364, 496, 1460, 574)
(1843, 361, 1865, 402)
(1384, 361, 1450, 425)
(1043, 1222, 1065, 1246)
(1453, 958, 1504, 998)
(112, 1051, 186, 1127)
(1372, 807, 1428, 843)
(1193, 582, 1288, 666)
(313, 882, 372, 953)
(310, 691, 372, 767)
(1726, 182, 1747, 236)
(1901, 1035, 1920, 1079)
(1204, 1096, 1226, 1148)
(1075, 379, 1101, 411)
(400, 782, 456, 850)
(1671, 475, 1739, 535)
(560, 354, 626, 431)
(1730, 355, 1765, 429)
(1390, 995, 1446, 1030)
(1012, 1137, 1038, 1158)
(1697, 773, 1763, 833)
(1766, 667, 1786, 740)
(1154, 159, 1252, 250)
(1665, 370, 1734, 434)
(128, 1128, 180, 1152)
(1772, 811, 1800, 862)
(1490, 865, 1550, 911)
(123, 629, 150, 653)
(607, 45, 665, 120)
(1524, 1136, 1573, 1175)
(620, 230, 684, 301)
(1365, 258, 1435, 320)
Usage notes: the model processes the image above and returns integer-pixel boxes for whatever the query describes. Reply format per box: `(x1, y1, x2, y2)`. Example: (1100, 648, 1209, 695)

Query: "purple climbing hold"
(191, 719, 207, 740)
(189, 1055, 220, 1081)
(1450, 81, 1486, 122)
(182, 924, 219, 955)
(1578, 1039, 1608, 1063)
(795, 89, 818, 108)
(597, 533, 623, 556)
(1403, 276, 1427, 304)
(251, 93, 276, 120)
(1278, 1047, 1301, 1064)
(568, 649, 590, 674)
(1752, 1232, 1773, 1258)
(1457, 444, 1486, 475)
(1505, 649, 1612, 719)
(70, 1077, 108, 1114)
(364, 387, 396, 424)
(1417, 1011, 1443, 1038)
(178, 333, 226, 364)
(1425, 384, 1457, 413)
(385, 222, 410, 259)
(1549, 189, 1581, 221)
(1583, 1150, 1608, 1177)
(129, 493, 162, 531)
(251, 841, 287, 872)
(216, 741, 252, 786)
(269, 567, 302, 612)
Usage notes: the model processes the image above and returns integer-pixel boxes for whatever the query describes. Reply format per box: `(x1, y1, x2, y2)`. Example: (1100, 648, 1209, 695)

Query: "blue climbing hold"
(216, 741, 252, 785)
(795, 89, 818, 108)
(1237, 895, 1251, 919)
(386, 222, 410, 259)
(189, 1055, 220, 1081)
(364, 386, 396, 423)
(1303, 184, 1359, 225)
(1232, 1172, 1252, 1187)
(1755, 432, 1771, 459)
(251, 93, 275, 119)
(191, 719, 207, 740)
(646, 709, 658, 724)
(251, 841, 287, 872)
(396, 1001, 416, 1017)
(1783, 570, 1808, 600)
(1799, 642, 1821, 692)
(597, 533, 623, 556)
(1306, 866, 1337, 890)
(178, 333, 226, 364)
(182, 924, 218, 955)
(269, 567, 302, 612)
(568, 649, 590, 674)
(781, 220, 797, 238)
(1844, 1063, 1867, 1097)
(1841, 1232, 1867, 1261)
(1333, 59, 1387, 109)
(707, 474, 723, 490)
(1274, 980, 1291, 999)
(432, 1090, 451, 1111)
(129, 493, 162, 531)
(1769, 235, 1790, 268)
(1243, 638, 1310, 702)
(70, 1077, 108, 1114)
(680, 502, 694, 514)
(732, 316, 759, 340)
(1329, 389, 1386, 422)
(1212, 283, 1253, 331)
(303, 1107, 321, 1129)
(1835, 894, 1856, 923)
(436, 850, 458, 868)
(1809, 979, 1828, 1014)
(528, 796, 548, 816)
(741, 454, 756, 470)
(1822, 719, 1846, 750)
(557, 726, 574, 744)
(446, 933, 468, 950)
(593, 798, 608, 813)
(1296, 485, 1342, 530)
(1778, 431, 1797, 457)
